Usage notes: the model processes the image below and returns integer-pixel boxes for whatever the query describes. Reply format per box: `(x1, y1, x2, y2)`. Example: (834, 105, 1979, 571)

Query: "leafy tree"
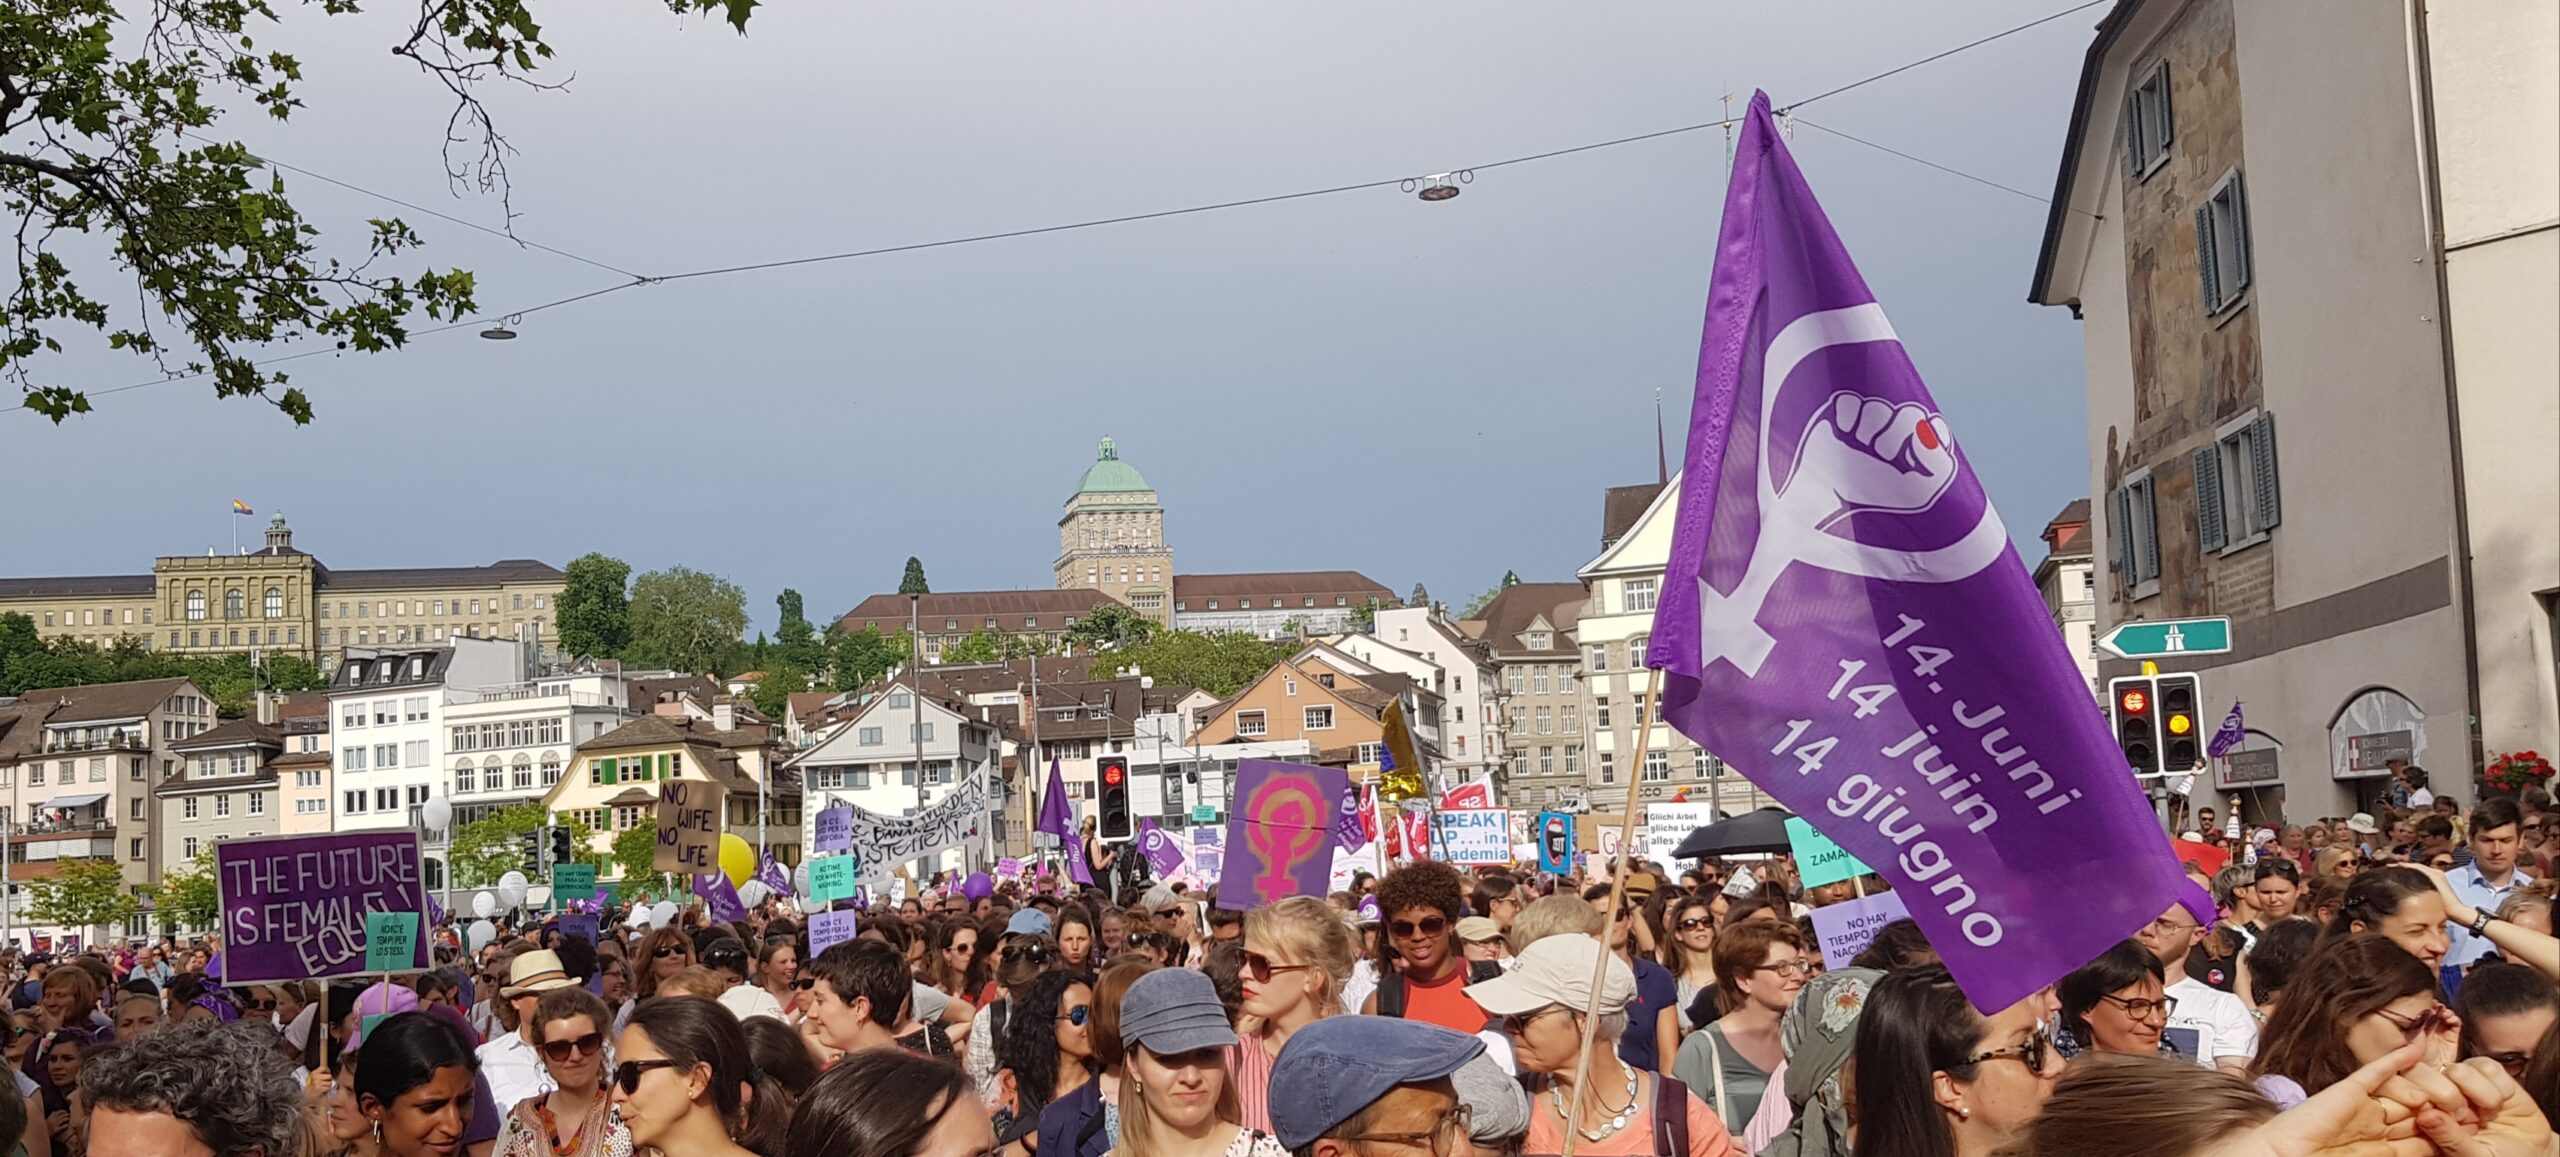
(5, 0, 763, 423)
(25, 858, 137, 939)
(1102, 631, 1291, 697)
(1064, 602, 1159, 652)
(626, 566, 748, 675)
(612, 817, 659, 884)
(940, 628, 1045, 666)
(449, 802, 603, 888)
(1461, 586, 1504, 618)
(0, 629, 325, 712)
(151, 850, 221, 931)
(775, 589, 823, 670)
(827, 625, 912, 692)
(748, 666, 806, 719)
(899, 557, 930, 596)
(1349, 598, 1385, 632)
(557, 553, 633, 658)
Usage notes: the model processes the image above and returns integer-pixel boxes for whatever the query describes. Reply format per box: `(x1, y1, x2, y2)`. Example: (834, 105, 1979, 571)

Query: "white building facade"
(328, 637, 527, 837)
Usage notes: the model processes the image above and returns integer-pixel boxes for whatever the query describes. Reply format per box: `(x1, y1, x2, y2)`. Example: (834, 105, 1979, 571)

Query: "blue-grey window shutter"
(2228, 175, 2252, 291)
(2251, 412, 2280, 530)
(2195, 205, 2221, 312)
(2124, 92, 2144, 173)
(2112, 487, 2136, 579)
(2193, 445, 2226, 553)
(2139, 481, 2161, 582)
(2156, 71, 2173, 150)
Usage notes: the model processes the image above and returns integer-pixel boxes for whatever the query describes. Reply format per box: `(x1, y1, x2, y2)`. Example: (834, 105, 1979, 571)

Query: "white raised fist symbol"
(1790, 392, 1958, 529)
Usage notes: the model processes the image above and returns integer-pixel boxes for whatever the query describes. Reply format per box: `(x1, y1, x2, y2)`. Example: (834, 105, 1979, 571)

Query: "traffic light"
(1097, 755, 1133, 843)
(550, 824, 575, 867)
(2109, 675, 2160, 777)
(2155, 673, 2203, 773)
(517, 829, 542, 875)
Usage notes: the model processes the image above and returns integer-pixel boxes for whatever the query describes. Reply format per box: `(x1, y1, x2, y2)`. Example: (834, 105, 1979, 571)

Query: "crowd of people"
(7, 779, 2560, 1157)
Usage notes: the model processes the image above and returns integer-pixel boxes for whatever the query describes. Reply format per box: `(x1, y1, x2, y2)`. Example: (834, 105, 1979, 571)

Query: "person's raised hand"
(2201, 1041, 2432, 1157)
(2415, 1056, 2555, 1157)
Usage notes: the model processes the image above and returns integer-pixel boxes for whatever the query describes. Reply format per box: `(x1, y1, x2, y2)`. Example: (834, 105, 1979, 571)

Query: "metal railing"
(41, 734, 147, 754)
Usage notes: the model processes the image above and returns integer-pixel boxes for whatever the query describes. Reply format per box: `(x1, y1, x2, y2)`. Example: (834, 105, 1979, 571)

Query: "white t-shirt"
(2165, 975, 2259, 1068)
(2410, 787, 2437, 808)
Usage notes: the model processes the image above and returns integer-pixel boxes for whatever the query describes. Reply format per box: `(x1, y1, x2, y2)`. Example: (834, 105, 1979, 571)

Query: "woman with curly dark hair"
(997, 970, 1096, 1144)
(1358, 861, 1485, 1034)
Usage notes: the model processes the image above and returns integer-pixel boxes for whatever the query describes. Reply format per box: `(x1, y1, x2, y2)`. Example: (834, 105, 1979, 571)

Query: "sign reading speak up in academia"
(217, 831, 430, 986)
(656, 781, 720, 873)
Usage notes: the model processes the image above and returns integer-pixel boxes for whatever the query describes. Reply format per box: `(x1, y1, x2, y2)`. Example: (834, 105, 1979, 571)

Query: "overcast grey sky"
(8, 1, 2103, 634)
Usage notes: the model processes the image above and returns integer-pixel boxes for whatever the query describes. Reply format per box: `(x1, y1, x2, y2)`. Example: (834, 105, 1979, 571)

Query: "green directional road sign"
(2098, 617, 2233, 659)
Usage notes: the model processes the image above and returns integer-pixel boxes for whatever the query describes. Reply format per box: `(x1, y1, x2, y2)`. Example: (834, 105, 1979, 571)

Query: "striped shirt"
(1233, 1029, 1279, 1135)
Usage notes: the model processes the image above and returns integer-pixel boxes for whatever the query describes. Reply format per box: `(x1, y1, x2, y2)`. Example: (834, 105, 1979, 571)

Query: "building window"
(1532, 667, 1549, 694)
(2112, 472, 2162, 596)
(131, 838, 145, 860)
(185, 591, 206, 621)
(1236, 710, 1268, 737)
(1526, 630, 1551, 650)
(1628, 636, 1649, 667)
(1537, 746, 1554, 775)
(214, 794, 231, 818)
(249, 792, 264, 815)
(405, 740, 428, 767)
(1623, 578, 1658, 613)
(183, 836, 200, 859)
(909, 722, 935, 743)
(2124, 62, 2173, 178)
(129, 798, 143, 820)
(223, 589, 243, 619)
(404, 696, 428, 721)
(2197, 170, 2253, 314)
(1356, 742, 1383, 764)
(296, 770, 321, 789)
(1303, 706, 1334, 730)
(2197, 413, 2282, 553)
(374, 743, 397, 769)
(342, 747, 366, 772)
(1645, 750, 1671, 781)
(1559, 667, 1576, 693)
(1561, 705, 1579, 733)
(1598, 752, 1615, 783)
(343, 790, 367, 814)
(888, 692, 911, 710)
(1535, 706, 1552, 735)
(540, 752, 562, 785)
(375, 787, 397, 812)
(1595, 698, 1612, 728)
(1507, 668, 1525, 696)
(184, 797, 200, 820)
(455, 761, 477, 793)
(264, 588, 284, 619)
(858, 727, 883, 746)
(1564, 744, 1580, 774)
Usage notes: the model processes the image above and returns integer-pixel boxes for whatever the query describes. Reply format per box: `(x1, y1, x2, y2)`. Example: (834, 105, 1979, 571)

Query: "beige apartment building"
(2031, 0, 2557, 817)
(1460, 582, 1587, 809)
(0, 677, 218, 940)
(0, 516, 567, 670)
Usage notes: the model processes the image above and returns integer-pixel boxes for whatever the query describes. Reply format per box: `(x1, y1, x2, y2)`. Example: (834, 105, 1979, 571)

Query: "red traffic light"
(2119, 689, 2150, 714)
(1103, 764, 1124, 786)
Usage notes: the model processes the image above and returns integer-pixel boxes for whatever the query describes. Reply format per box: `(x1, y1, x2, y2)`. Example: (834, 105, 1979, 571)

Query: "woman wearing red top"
(1359, 862, 1494, 1035)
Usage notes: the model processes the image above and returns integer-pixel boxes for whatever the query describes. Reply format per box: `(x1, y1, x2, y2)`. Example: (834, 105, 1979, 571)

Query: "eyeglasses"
(614, 1059, 681, 1095)
(652, 946, 688, 959)
(1963, 1025, 2053, 1073)
(1243, 951, 1314, 983)
(540, 1031, 605, 1063)
(2375, 1004, 2451, 1041)
(2098, 993, 2178, 1022)
(1336, 1103, 1473, 1157)
(1501, 1007, 1568, 1036)
(2146, 917, 2201, 936)
(1677, 917, 1715, 931)
(1389, 916, 1449, 940)
(1754, 959, 1816, 979)
(1058, 1004, 1090, 1027)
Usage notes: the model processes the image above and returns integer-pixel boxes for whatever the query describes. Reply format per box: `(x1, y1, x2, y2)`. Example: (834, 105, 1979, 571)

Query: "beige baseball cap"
(1464, 933, 1634, 1016)
(1453, 916, 1503, 943)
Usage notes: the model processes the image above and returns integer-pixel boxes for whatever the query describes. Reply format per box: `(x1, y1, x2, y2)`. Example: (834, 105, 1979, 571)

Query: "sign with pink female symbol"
(1216, 760, 1351, 910)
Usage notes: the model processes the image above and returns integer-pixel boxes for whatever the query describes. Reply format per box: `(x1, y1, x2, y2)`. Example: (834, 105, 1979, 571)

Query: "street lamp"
(1403, 171, 1471, 201)
(479, 315, 521, 340)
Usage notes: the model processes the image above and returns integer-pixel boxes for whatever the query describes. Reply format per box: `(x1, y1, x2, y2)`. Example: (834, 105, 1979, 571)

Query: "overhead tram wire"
(82, 0, 2106, 402)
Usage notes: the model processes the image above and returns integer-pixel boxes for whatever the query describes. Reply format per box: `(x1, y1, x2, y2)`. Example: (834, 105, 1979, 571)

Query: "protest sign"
(814, 806, 854, 855)
(838, 781, 987, 880)
(1786, 816, 1874, 889)
(1809, 891, 1913, 969)
(809, 854, 857, 903)
(1644, 94, 2185, 1010)
(216, 830, 430, 985)
(1138, 819, 1188, 878)
(655, 781, 720, 873)
(1427, 808, 1511, 865)
(551, 863, 596, 902)
(1535, 812, 1575, 875)
(1192, 826, 1225, 884)
(1217, 760, 1350, 910)
(558, 913, 599, 952)
(697, 873, 748, 923)
(1643, 803, 1720, 864)
(998, 857, 1023, 878)
(809, 909, 861, 957)
(363, 913, 418, 974)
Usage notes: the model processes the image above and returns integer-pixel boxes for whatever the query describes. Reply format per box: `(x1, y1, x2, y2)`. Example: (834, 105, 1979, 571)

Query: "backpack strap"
(1378, 969, 1407, 1018)
(1653, 1073, 1693, 1157)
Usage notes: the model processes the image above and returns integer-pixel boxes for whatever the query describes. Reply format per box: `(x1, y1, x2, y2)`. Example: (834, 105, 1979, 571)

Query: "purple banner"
(215, 830, 431, 986)
(1216, 760, 1350, 911)
(1137, 819, 1186, 877)
(1645, 93, 2183, 1012)
(696, 872, 748, 924)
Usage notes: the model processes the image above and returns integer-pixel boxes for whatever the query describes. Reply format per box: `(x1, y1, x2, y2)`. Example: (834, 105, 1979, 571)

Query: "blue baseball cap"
(1268, 1014, 1484, 1150)
(1005, 908, 1053, 937)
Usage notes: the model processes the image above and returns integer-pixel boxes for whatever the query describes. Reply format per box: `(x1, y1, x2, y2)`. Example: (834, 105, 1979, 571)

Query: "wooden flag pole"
(1559, 666, 1664, 1157)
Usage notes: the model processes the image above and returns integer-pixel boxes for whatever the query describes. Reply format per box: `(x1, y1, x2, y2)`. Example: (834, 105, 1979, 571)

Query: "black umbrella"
(1671, 805, 1796, 859)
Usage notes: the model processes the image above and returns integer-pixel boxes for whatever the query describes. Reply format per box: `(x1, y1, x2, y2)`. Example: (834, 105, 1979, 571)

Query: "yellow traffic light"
(2168, 714, 2193, 736)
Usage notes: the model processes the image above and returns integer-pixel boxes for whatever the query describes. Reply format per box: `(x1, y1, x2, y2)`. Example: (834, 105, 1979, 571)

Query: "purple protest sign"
(1646, 93, 2181, 1012)
(814, 806, 854, 855)
(1136, 819, 1187, 878)
(1330, 781, 1367, 850)
(215, 830, 431, 986)
(1216, 760, 1349, 911)
(696, 872, 748, 924)
(756, 852, 792, 898)
(809, 909, 861, 957)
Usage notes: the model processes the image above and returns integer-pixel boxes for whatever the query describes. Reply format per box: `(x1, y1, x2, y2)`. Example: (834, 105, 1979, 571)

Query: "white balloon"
(467, 919, 497, 952)
(422, 795, 453, 832)
(652, 901, 678, 926)
(472, 890, 497, 919)
(627, 909, 652, 930)
(794, 863, 814, 897)
(736, 881, 768, 907)
(500, 869, 530, 891)
(497, 871, 530, 910)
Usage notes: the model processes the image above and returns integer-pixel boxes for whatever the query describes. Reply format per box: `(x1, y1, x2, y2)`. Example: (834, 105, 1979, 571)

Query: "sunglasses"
(1002, 944, 1051, 964)
(653, 946, 689, 959)
(614, 1058, 680, 1095)
(1964, 1024, 2054, 1072)
(1058, 1004, 1090, 1027)
(2376, 1004, 2451, 1041)
(1242, 952, 1313, 984)
(794, 978, 817, 990)
(540, 1031, 605, 1063)
(1501, 1007, 1567, 1036)
(1390, 916, 1449, 940)
(244, 998, 277, 1011)
(1677, 917, 1715, 931)
(1157, 907, 1185, 920)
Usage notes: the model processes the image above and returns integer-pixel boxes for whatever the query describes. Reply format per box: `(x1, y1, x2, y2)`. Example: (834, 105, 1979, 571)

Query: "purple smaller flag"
(1037, 757, 1076, 841)
(695, 873, 748, 923)
(1331, 781, 1367, 850)
(1137, 819, 1187, 877)
(427, 894, 449, 927)
(756, 853, 792, 897)
(2206, 701, 2247, 759)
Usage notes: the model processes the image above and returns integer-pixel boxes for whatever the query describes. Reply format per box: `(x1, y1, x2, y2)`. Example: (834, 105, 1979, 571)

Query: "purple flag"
(1645, 93, 2182, 1013)
(756, 853, 792, 898)
(1331, 781, 1367, 850)
(695, 872, 748, 924)
(1037, 757, 1076, 841)
(427, 894, 448, 927)
(2206, 701, 2247, 759)
(1137, 819, 1187, 877)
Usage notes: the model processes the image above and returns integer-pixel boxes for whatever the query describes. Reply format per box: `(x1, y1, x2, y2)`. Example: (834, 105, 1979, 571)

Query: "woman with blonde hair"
(1232, 896, 1358, 1134)
(1110, 969, 1286, 1157)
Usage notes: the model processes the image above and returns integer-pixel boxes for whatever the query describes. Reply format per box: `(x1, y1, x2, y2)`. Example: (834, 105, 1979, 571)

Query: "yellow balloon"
(719, 833, 755, 887)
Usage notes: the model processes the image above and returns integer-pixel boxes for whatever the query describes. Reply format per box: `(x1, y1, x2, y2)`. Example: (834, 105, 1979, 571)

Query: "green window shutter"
(659, 752, 672, 780)
(2194, 444, 2226, 552)
(601, 758, 616, 786)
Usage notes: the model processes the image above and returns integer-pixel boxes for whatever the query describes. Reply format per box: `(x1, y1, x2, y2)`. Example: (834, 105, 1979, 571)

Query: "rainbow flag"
(230, 500, 253, 515)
